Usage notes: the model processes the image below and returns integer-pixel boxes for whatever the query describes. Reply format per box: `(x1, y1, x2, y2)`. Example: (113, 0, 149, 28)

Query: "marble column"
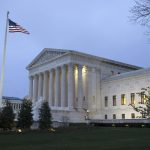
(49, 69, 54, 106)
(33, 75, 38, 103)
(68, 63, 74, 109)
(78, 65, 83, 109)
(43, 71, 48, 101)
(87, 67, 92, 110)
(55, 67, 60, 107)
(29, 76, 33, 100)
(61, 65, 66, 107)
(95, 68, 101, 111)
(38, 73, 43, 98)
(82, 66, 88, 110)
(88, 67, 97, 110)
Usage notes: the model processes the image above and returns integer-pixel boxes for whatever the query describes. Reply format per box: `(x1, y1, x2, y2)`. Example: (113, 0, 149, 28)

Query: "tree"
(130, 0, 150, 27)
(0, 101, 15, 130)
(39, 102, 52, 129)
(17, 99, 33, 129)
(129, 87, 150, 118)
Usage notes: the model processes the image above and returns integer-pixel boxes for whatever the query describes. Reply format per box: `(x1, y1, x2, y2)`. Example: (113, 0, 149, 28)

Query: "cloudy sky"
(0, 0, 150, 98)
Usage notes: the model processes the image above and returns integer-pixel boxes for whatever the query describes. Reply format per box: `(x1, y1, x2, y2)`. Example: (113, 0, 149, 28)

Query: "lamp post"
(84, 109, 90, 125)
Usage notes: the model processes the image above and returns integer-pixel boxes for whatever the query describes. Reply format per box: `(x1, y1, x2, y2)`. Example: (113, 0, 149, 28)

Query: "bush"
(39, 102, 52, 129)
(17, 99, 33, 129)
(0, 101, 15, 130)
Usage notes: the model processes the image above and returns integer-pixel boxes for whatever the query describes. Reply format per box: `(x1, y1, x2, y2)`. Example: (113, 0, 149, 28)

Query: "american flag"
(9, 19, 30, 34)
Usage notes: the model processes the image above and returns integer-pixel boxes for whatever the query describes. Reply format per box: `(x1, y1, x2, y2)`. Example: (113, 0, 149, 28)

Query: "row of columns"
(29, 63, 97, 110)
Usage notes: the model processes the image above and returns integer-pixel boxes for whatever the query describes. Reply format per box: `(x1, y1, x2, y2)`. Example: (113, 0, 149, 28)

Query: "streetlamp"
(84, 109, 90, 125)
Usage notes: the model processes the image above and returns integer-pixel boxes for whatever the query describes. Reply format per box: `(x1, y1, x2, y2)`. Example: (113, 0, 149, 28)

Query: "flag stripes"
(9, 19, 30, 34)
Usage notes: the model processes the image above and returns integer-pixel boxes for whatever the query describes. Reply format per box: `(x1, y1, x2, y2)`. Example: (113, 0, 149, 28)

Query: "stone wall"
(100, 68, 150, 120)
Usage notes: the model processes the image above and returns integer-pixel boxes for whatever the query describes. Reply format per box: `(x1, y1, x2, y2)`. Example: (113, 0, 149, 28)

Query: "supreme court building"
(27, 48, 150, 123)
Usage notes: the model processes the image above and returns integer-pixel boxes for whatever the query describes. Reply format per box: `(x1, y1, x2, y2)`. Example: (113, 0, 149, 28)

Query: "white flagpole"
(0, 11, 9, 108)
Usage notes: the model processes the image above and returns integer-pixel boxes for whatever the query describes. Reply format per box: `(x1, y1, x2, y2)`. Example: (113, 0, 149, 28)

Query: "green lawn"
(0, 127, 150, 150)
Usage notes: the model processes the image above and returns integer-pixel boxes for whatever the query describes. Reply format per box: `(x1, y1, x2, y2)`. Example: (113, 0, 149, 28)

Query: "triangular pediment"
(27, 48, 68, 69)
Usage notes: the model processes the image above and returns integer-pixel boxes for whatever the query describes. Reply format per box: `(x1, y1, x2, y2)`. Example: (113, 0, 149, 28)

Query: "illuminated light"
(121, 94, 126, 105)
(74, 65, 78, 79)
(51, 128, 56, 132)
(144, 95, 146, 104)
(48, 128, 56, 132)
(86, 109, 90, 113)
(124, 98, 126, 105)
(82, 65, 87, 74)
(141, 92, 146, 104)
(82, 66, 87, 82)
(133, 100, 135, 105)
(112, 124, 115, 127)
(125, 124, 129, 127)
(17, 129, 22, 133)
(141, 124, 145, 128)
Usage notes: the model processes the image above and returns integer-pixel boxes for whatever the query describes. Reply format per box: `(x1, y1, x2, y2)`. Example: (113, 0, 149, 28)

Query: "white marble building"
(2, 96, 22, 121)
(27, 48, 150, 123)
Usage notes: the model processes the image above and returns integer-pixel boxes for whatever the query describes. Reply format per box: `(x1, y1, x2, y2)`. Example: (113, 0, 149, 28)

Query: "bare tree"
(130, 0, 150, 27)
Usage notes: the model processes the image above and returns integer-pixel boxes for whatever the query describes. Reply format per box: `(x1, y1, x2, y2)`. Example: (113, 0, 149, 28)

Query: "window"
(122, 114, 125, 119)
(121, 94, 126, 105)
(131, 93, 135, 105)
(104, 96, 108, 107)
(113, 114, 116, 119)
(131, 113, 135, 119)
(105, 115, 107, 119)
(141, 92, 145, 104)
(113, 95, 117, 106)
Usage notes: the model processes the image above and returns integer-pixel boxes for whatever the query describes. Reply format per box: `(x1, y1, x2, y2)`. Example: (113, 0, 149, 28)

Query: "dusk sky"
(0, 0, 150, 98)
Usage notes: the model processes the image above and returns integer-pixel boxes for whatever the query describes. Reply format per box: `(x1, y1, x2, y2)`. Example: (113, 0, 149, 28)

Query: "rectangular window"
(113, 114, 116, 119)
(104, 96, 108, 107)
(113, 95, 117, 106)
(131, 113, 135, 119)
(141, 92, 145, 104)
(122, 114, 125, 119)
(121, 94, 126, 105)
(131, 93, 135, 105)
(105, 114, 107, 119)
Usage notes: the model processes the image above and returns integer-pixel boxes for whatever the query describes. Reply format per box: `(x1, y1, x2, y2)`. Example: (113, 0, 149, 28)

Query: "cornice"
(26, 48, 142, 71)
(102, 68, 150, 83)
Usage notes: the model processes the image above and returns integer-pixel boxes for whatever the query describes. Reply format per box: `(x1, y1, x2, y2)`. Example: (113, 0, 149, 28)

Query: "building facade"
(27, 48, 150, 123)
(2, 96, 22, 121)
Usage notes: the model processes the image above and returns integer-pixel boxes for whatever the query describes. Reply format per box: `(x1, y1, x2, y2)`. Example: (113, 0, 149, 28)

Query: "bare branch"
(130, 0, 150, 27)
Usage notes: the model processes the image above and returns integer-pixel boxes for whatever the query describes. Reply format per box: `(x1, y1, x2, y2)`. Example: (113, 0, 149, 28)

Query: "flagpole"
(0, 11, 9, 108)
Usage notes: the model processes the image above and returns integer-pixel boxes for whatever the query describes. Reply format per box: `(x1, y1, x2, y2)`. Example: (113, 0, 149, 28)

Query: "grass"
(0, 127, 150, 150)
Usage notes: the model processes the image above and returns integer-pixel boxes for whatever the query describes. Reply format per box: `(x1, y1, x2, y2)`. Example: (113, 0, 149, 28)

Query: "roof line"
(102, 68, 150, 82)
(67, 49, 142, 69)
(27, 48, 142, 70)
